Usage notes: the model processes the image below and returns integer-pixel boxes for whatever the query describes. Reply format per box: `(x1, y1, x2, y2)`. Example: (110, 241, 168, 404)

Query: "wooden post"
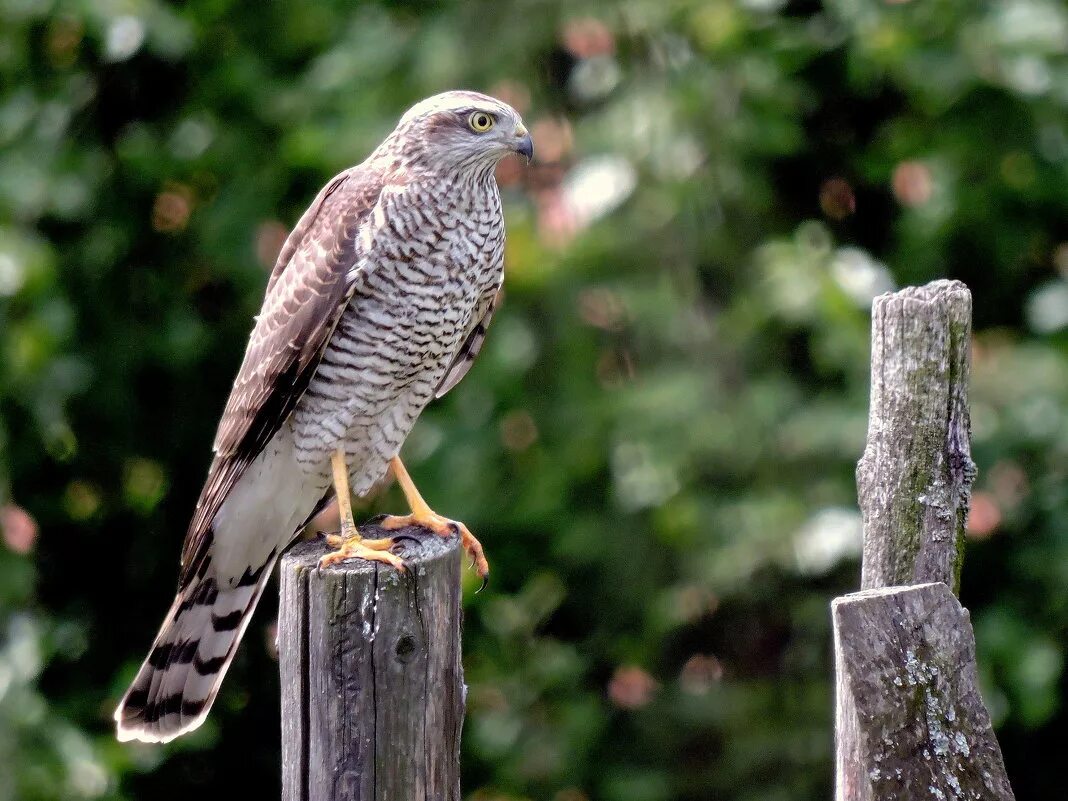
(279, 524, 465, 801)
(834, 280, 1015, 801)
(856, 280, 976, 593)
(833, 584, 1014, 800)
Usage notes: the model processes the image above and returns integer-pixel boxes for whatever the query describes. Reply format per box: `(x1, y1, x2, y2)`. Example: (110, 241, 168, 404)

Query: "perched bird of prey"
(114, 91, 533, 743)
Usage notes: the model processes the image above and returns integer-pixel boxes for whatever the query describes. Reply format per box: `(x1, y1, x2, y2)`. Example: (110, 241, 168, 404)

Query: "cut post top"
(283, 522, 459, 577)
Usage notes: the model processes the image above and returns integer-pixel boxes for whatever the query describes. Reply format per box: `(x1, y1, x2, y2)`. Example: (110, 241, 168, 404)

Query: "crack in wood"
(280, 528, 463, 800)
(836, 281, 1013, 801)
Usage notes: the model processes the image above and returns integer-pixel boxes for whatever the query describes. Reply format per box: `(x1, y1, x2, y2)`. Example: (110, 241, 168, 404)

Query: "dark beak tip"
(516, 135, 534, 164)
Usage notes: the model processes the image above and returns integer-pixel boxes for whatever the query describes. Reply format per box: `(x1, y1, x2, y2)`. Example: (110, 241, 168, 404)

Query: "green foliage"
(1, 0, 1066, 799)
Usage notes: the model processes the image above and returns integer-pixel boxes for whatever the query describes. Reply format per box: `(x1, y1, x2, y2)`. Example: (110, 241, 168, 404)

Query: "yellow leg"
(333, 447, 358, 539)
(381, 455, 489, 580)
(319, 448, 405, 571)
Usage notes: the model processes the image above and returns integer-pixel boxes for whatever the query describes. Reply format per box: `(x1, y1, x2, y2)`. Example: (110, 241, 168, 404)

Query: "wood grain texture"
(833, 584, 1014, 801)
(280, 525, 464, 801)
(856, 279, 977, 593)
(835, 281, 1014, 801)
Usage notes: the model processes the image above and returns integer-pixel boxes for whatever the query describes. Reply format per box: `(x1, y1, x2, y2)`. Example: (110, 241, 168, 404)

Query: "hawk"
(114, 91, 533, 743)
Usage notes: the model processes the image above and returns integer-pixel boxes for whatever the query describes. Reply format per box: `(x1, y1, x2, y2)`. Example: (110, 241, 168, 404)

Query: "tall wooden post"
(834, 280, 1015, 800)
(279, 524, 465, 801)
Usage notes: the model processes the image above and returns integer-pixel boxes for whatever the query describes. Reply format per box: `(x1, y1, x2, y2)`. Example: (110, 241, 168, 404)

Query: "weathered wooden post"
(834, 280, 1015, 800)
(279, 523, 464, 801)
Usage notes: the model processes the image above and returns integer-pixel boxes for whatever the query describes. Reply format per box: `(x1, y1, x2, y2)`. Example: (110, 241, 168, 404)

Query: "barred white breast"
(293, 174, 504, 495)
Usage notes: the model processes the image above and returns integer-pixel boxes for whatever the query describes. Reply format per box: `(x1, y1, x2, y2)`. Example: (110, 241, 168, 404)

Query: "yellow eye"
(468, 111, 495, 132)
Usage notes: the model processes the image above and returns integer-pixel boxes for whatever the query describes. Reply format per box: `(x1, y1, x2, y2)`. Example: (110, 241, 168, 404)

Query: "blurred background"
(2, 0, 1067, 799)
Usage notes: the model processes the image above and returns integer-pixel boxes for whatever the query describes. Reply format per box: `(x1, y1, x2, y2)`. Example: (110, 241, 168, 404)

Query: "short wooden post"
(834, 280, 1015, 800)
(279, 524, 465, 801)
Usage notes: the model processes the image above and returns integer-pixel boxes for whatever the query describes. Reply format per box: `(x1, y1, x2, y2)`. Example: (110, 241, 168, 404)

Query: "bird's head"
(389, 91, 534, 175)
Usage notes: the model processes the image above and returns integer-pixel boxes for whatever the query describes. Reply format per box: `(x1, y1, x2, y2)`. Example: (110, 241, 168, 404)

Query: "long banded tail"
(114, 556, 276, 743)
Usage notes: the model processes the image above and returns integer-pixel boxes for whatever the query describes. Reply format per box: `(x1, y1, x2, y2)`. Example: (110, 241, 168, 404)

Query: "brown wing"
(179, 166, 383, 585)
(435, 287, 501, 398)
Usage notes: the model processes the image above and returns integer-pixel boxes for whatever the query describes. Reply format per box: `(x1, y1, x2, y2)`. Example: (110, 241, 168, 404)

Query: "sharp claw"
(375, 512, 487, 586)
(388, 533, 421, 557)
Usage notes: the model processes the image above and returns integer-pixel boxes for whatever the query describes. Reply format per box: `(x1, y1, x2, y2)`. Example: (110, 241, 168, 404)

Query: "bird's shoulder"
(265, 164, 386, 295)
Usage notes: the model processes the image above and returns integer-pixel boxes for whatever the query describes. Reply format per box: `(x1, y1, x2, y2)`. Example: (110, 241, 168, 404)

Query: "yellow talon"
(380, 456, 489, 580)
(318, 448, 406, 572)
(318, 534, 405, 571)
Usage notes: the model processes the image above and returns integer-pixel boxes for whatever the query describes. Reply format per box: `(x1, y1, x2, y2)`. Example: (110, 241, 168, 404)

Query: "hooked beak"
(513, 123, 534, 164)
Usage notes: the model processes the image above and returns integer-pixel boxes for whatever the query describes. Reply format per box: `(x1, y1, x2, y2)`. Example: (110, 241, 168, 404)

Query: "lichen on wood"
(856, 279, 977, 594)
(833, 584, 1014, 801)
(836, 281, 1013, 800)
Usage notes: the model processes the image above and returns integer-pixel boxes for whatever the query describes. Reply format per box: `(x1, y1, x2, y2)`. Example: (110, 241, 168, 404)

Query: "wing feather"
(435, 287, 500, 398)
(179, 167, 383, 585)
